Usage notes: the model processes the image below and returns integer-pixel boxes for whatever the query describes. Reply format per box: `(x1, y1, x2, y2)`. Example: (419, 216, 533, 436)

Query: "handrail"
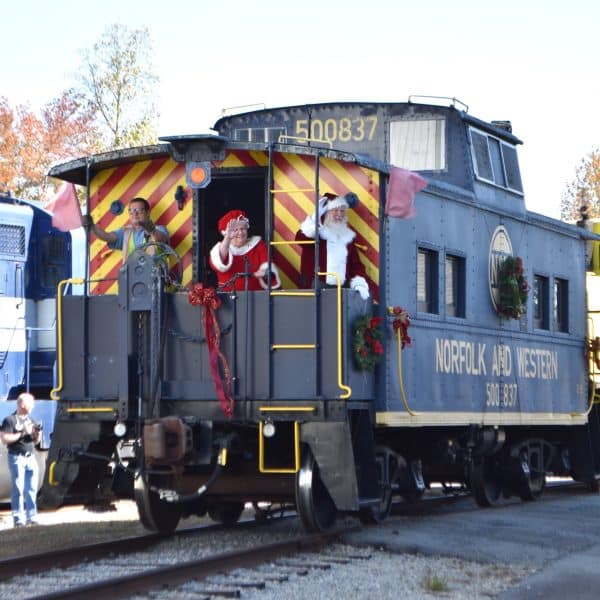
(277, 134, 333, 148)
(582, 314, 600, 415)
(318, 272, 352, 399)
(395, 327, 416, 416)
(271, 239, 314, 245)
(270, 188, 314, 194)
(50, 278, 85, 400)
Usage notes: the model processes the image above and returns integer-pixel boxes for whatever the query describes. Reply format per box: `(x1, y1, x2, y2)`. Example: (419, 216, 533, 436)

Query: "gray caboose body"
(41, 99, 600, 532)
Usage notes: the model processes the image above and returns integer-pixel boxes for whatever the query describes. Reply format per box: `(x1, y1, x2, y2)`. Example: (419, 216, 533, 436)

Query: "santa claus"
(209, 209, 281, 291)
(295, 194, 370, 300)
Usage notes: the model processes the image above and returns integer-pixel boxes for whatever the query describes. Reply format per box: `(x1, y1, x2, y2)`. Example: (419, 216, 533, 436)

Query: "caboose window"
(445, 254, 465, 318)
(554, 278, 569, 333)
(469, 127, 523, 194)
(389, 119, 446, 171)
(418, 248, 438, 314)
(533, 275, 549, 330)
(233, 127, 286, 143)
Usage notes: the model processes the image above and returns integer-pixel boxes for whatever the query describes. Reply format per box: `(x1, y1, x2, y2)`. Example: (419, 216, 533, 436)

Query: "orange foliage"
(0, 90, 99, 201)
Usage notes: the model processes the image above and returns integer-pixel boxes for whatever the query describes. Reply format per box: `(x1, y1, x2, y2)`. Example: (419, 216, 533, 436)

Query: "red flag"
(44, 183, 82, 231)
(385, 166, 427, 219)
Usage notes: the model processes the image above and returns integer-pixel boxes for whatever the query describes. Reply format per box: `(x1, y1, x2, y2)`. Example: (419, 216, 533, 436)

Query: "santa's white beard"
(323, 214, 352, 240)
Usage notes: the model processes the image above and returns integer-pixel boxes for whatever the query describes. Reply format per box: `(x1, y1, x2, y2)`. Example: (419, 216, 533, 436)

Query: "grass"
(422, 571, 449, 593)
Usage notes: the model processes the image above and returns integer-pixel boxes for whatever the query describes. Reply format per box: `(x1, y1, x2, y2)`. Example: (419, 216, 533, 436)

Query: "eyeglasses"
(128, 208, 146, 215)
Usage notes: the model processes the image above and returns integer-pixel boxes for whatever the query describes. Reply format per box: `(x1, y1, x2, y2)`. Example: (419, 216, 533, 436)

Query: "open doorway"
(196, 168, 267, 287)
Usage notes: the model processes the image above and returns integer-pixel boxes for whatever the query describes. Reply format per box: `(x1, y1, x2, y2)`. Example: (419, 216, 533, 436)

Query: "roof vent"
(491, 120, 512, 133)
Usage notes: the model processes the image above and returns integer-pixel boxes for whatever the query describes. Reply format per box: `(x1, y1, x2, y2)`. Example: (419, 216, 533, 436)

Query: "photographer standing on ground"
(0, 392, 42, 527)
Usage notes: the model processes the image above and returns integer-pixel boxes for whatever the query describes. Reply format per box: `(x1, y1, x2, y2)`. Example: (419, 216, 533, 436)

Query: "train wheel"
(359, 448, 398, 524)
(207, 502, 245, 525)
(295, 447, 337, 532)
(518, 445, 546, 501)
(470, 456, 502, 507)
(134, 475, 182, 534)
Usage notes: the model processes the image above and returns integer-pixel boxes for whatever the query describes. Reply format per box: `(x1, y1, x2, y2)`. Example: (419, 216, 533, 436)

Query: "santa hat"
(322, 192, 359, 213)
(218, 209, 249, 234)
(324, 196, 348, 211)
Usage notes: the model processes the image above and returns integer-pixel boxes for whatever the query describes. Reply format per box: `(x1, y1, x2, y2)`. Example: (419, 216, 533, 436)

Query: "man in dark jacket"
(0, 393, 42, 527)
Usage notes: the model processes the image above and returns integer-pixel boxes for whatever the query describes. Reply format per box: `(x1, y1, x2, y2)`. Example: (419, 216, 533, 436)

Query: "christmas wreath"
(496, 256, 529, 319)
(352, 315, 384, 371)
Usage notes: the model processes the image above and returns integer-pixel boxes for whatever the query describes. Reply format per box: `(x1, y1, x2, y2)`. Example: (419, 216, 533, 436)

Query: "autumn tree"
(78, 24, 159, 150)
(560, 149, 600, 222)
(0, 91, 98, 200)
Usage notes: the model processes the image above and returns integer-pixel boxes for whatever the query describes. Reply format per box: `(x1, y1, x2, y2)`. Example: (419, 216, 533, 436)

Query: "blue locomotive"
(40, 98, 600, 532)
(0, 194, 82, 499)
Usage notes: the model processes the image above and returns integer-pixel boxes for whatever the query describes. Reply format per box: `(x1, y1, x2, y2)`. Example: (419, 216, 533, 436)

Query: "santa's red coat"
(295, 229, 368, 289)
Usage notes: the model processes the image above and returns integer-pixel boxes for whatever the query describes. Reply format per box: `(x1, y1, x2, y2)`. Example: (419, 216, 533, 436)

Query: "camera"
(33, 424, 42, 433)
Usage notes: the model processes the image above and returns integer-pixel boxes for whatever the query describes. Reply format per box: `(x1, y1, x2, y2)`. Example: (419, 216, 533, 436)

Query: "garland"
(496, 256, 529, 319)
(352, 315, 384, 371)
(188, 283, 234, 418)
(390, 305, 412, 348)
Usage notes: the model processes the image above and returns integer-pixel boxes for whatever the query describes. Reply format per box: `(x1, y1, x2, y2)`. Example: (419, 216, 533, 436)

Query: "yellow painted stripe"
(280, 273, 295, 289)
(248, 150, 270, 166)
(220, 153, 246, 168)
(376, 411, 588, 427)
(322, 158, 380, 217)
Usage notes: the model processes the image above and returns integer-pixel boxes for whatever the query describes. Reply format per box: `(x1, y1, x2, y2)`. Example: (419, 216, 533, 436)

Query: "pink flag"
(385, 166, 427, 219)
(45, 183, 82, 231)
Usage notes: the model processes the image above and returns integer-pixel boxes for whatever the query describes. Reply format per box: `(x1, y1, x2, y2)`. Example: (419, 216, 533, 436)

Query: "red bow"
(188, 283, 234, 417)
(391, 306, 412, 349)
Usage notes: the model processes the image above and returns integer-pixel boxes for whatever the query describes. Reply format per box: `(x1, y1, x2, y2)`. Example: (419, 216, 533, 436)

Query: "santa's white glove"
(307, 196, 329, 223)
(350, 276, 370, 300)
(317, 196, 329, 219)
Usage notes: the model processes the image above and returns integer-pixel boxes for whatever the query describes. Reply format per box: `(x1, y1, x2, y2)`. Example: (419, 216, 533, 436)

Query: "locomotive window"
(469, 128, 523, 194)
(445, 254, 465, 318)
(418, 248, 438, 314)
(40, 234, 66, 288)
(533, 275, 549, 330)
(554, 278, 569, 333)
(389, 119, 445, 171)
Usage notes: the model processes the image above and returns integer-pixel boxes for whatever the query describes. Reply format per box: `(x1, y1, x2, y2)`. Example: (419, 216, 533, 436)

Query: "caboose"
(41, 98, 600, 533)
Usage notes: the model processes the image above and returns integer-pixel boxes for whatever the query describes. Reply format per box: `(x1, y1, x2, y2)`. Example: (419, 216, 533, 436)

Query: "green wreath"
(352, 315, 384, 371)
(496, 256, 529, 319)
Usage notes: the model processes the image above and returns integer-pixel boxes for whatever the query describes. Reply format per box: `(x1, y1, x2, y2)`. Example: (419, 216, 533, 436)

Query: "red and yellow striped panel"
(270, 152, 380, 292)
(88, 149, 380, 296)
(89, 157, 192, 295)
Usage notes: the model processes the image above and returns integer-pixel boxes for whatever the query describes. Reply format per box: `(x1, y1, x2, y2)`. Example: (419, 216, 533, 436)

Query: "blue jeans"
(7, 452, 38, 525)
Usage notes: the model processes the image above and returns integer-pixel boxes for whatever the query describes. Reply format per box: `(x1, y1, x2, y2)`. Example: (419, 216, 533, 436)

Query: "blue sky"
(2, 0, 599, 218)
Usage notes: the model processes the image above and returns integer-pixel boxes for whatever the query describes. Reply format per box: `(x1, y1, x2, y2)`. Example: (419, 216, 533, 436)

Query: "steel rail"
(26, 527, 356, 600)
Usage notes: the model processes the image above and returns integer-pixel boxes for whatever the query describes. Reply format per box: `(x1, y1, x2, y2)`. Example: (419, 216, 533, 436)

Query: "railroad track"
(4, 525, 360, 600)
(0, 478, 588, 599)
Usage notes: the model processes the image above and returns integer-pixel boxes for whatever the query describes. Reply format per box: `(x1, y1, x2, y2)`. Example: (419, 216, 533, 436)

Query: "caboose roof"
(48, 135, 389, 185)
